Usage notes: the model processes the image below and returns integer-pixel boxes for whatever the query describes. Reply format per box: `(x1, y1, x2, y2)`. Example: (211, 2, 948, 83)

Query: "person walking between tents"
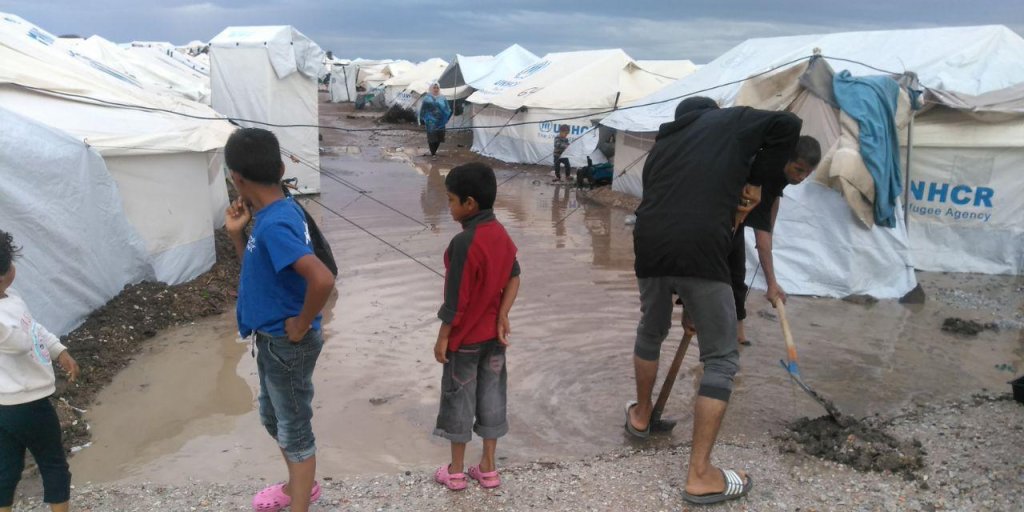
(626, 96, 801, 505)
(419, 83, 452, 159)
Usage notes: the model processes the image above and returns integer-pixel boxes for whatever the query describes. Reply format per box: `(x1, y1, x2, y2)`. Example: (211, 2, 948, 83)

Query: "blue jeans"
(255, 329, 323, 462)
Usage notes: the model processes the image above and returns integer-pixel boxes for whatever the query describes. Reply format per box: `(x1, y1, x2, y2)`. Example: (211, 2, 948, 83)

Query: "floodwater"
(70, 101, 1024, 485)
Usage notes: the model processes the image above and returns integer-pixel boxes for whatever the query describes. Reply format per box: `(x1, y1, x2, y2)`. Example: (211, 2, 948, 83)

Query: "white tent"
(0, 107, 151, 335)
(438, 44, 541, 130)
(58, 35, 211, 103)
(383, 58, 448, 109)
(437, 44, 541, 100)
(467, 49, 692, 167)
(602, 25, 1024, 297)
(209, 25, 325, 194)
(0, 13, 235, 285)
(328, 59, 358, 102)
(635, 60, 699, 81)
(359, 60, 414, 90)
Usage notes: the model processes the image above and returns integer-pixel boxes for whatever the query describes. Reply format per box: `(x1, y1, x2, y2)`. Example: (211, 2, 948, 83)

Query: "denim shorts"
(255, 328, 323, 462)
(433, 339, 508, 443)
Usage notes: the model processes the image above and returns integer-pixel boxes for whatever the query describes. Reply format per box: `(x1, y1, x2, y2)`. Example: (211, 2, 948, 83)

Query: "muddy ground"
(15, 95, 1024, 510)
(52, 230, 241, 451)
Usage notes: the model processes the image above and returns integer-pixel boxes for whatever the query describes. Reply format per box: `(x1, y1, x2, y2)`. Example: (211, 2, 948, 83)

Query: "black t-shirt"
(743, 176, 787, 233)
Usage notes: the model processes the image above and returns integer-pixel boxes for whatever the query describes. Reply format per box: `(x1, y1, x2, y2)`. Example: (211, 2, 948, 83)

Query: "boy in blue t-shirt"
(224, 128, 335, 512)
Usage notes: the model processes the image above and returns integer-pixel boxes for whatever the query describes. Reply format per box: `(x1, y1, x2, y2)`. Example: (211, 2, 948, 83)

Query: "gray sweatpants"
(635, 276, 740, 402)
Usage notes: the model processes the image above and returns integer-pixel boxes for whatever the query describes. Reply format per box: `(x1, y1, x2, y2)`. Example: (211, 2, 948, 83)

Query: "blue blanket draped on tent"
(832, 70, 903, 228)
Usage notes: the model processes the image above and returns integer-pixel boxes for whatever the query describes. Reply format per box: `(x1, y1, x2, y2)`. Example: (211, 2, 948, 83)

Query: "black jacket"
(633, 106, 801, 283)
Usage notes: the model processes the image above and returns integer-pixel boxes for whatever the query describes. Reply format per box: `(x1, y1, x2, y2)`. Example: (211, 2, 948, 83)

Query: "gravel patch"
(13, 394, 1022, 511)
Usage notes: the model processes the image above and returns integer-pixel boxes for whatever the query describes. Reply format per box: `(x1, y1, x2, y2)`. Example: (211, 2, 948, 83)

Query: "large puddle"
(70, 103, 1024, 485)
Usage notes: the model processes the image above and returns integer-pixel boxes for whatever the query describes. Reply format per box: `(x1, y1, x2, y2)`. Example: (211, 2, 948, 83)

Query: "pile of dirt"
(380, 105, 418, 124)
(53, 229, 241, 450)
(779, 415, 926, 480)
(941, 317, 999, 336)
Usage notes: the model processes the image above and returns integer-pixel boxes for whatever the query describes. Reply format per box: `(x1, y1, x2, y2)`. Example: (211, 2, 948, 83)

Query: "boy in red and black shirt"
(432, 162, 520, 491)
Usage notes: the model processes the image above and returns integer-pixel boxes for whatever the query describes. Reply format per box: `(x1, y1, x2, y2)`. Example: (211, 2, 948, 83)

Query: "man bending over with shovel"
(626, 96, 801, 505)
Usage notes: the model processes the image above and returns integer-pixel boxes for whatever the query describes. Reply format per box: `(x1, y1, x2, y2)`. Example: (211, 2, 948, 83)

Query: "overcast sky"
(3, 0, 1023, 63)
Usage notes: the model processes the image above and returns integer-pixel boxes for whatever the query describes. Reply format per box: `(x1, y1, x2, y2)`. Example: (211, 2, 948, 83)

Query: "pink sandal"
(468, 465, 502, 489)
(252, 481, 322, 511)
(434, 465, 468, 491)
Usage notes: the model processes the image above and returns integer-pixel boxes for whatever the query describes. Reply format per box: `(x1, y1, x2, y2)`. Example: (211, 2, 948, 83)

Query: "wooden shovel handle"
(653, 332, 693, 416)
(774, 299, 800, 365)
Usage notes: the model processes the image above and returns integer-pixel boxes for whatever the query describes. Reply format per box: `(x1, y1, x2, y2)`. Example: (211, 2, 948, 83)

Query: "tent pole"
(904, 110, 914, 232)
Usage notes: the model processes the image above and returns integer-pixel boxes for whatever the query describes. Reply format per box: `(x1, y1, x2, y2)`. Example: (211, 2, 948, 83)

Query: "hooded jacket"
(633, 105, 801, 283)
(0, 292, 67, 405)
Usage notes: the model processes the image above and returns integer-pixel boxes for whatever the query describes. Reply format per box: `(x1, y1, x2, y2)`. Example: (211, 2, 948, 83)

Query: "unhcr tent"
(383, 58, 448, 109)
(437, 44, 540, 100)
(467, 49, 694, 167)
(209, 25, 325, 194)
(0, 12, 235, 285)
(437, 44, 541, 130)
(602, 25, 1024, 298)
(0, 107, 151, 335)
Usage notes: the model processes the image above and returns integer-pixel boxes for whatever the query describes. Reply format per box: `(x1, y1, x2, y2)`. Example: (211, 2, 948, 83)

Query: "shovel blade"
(779, 359, 846, 423)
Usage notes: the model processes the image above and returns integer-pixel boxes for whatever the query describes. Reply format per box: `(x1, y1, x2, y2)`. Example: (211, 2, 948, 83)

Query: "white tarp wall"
(0, 12, 234, 285)
(0, 107, 151, 334)
(611, 131, 654, 197)
(470, 105, 606, 167)
(210, 25, 325, 194)
(329, 62, 358, 102)
(904, 109, 1024, 274)
(745, 183, 916, 298)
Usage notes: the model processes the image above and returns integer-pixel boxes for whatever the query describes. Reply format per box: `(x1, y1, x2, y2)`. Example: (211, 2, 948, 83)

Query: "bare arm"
(755, 197, 787, 305)
(497, 275, 520, 346)
(434, 323, 453, 363)
(285, 254, 336, 342)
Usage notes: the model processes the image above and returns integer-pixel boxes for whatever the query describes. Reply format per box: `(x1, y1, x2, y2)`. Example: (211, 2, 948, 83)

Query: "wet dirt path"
(69, 100, 1024, 485)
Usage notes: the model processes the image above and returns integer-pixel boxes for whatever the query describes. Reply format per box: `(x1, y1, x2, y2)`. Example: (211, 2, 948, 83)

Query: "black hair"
(792, 135, 822, 167)
(224, 128, 284, 185)
(558, 124, 570, 132)
(0, 230, 20, 276)
(674, 96, 718, 120)
(445, 162, 497, 210)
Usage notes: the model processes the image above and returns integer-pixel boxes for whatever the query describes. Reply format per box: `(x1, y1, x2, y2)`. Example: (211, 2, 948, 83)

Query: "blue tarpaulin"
(833, 70, 903, 228)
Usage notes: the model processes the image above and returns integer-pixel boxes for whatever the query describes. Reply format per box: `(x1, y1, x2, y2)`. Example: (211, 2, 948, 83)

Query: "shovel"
(773, 299, 846, 423)
(649, 330, 695, 432)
